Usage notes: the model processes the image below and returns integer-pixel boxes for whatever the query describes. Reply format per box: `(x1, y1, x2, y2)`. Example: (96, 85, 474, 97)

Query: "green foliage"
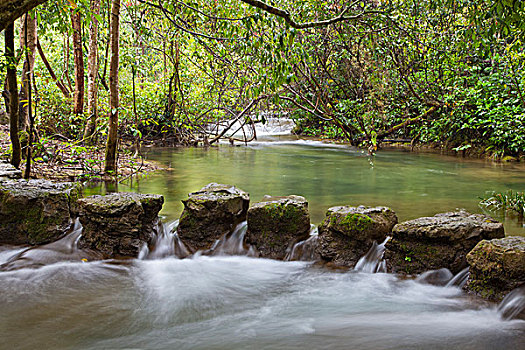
(480, 190, 525, 218)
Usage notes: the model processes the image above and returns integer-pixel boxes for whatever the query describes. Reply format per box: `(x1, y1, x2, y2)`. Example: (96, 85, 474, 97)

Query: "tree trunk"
(36, 38, 71, 98)
(5, 22, 21, 169)
(83, 0, 101, 143)
(71, 9, 84, 115)
(18, 13, 37, 132)
(104, 0, 120, 174)
(0, 0, 48, 32)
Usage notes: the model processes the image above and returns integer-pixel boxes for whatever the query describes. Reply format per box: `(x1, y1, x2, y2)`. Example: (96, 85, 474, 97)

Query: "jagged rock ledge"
(0, 179, 81, 245)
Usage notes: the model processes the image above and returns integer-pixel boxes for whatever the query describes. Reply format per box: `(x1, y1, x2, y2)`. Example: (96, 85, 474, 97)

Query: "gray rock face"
(465, 236, 525, 301)
(0, 179, 81, 245)
(384, 211, 505, 275)
(0, 161, 22, 181)
(245, 195, 311, 260)
(78, 193, 164, 258)
(177, 183, 249, 252)
(316, 205, 398, 267)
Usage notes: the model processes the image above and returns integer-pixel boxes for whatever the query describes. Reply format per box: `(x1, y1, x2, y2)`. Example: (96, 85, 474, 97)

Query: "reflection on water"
(0, 255, 523, 349)
(86, 140, 525, 235)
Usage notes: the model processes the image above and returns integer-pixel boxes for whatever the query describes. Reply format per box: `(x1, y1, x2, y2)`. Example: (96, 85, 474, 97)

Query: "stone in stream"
(0, 161, 22, 181)
(465, 236, 525, 302)
(384, 211, 505, 275)
(177, 183, 250, 252)
(78, 193, 164, 258)
(0, 179, 82, 245)
(245, 195, 311, 260)
(316, 205, 398, 268)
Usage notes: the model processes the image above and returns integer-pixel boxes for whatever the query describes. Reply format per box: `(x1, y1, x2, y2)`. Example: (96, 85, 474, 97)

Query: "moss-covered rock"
(0, 179, 82, 245)
(78, 192, 164, 258)
(465, 236, 525, 301)
(245, 195, 310, 259)
(384, 211, 505, 275)
(316, 205, 398, 267)
(177, 183, 250, 252)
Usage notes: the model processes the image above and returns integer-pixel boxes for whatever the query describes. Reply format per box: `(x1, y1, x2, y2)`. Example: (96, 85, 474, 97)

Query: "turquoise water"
(87, 139, 525, 236)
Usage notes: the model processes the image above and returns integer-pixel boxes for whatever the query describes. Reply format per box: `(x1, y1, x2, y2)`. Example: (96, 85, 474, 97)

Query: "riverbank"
(0, 124, 163, 181)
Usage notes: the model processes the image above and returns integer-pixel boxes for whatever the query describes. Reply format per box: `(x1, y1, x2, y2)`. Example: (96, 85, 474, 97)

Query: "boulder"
(465, 236, 525, 301)
(384, 211, 505, 275)
(78, 193, 164, 258)
(0, 161, 22, 181)
(0, 179, 81, 245)
(316, 205, 397, 267)
(177, 183, 249, 252)
(245, 195, 311, 259)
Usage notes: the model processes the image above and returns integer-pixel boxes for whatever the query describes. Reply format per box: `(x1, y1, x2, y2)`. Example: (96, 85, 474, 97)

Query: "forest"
(0, 0, 524, 180)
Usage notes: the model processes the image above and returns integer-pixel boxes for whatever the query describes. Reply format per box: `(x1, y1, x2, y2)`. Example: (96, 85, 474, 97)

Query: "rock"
(0, 161, 22, 181)
(177, 183, 249, 252)
(465, 236, 525, 301)
(0, 179, 81, 245)
(78, 193, 164, 258)
(416, 268, 454, 286)
(384, 211, 505, 275)
(316, 205, 398, 267)
(245, 195, 311, 259)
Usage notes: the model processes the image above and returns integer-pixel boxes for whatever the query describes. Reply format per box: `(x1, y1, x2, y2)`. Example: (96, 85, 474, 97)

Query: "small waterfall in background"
(354, 237, 391, 273)
(285, 225, 319, 261)
(139, 220, 190, 260)
(497, 286, 525, 320)
(205, 221, 258, 257)
(445, 267, 470, 288)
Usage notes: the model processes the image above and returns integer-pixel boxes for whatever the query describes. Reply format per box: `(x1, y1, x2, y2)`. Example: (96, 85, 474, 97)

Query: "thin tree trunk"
(83, 0, 101, 143)
(36, 38, 70, 98)
(104, 0, 120, 173)
(23, 14, 34, 179)
(18, 13, 36, 132)
(71, 8, 84, 115)
(5, 22, 21, 169)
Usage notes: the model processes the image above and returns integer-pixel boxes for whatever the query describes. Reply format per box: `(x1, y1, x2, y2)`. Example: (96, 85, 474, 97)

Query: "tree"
(71, 7, 84, 115)
(83, 0, 102, 142)
(104, 0, 121, 173)
(18, 13, 37, 131)
(5, 22, 21, 168)
(0, 0, 48, 32)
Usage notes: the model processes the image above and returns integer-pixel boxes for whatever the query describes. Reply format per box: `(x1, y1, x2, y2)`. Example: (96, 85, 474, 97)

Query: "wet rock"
(177, 183, 249, 252)
(0, 161, 22, 181)
(465, 236, 525, 301)
(316, 205, 397, 267)
(245, 195, 311, 259)
(416, 268, 454, 286)
(78, 193, 164, 258)
(384, 211, 505, 275)
(0, 179, 81, 245)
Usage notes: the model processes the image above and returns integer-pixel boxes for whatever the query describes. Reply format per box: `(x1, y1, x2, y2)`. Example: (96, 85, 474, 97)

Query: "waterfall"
(140, 220, 190, 260)
(354, 237, 391, 273)
(497, 286, 525, 320)
(285, 225, 319, 261)
(445, 267, 470, 288)
(206, 221, 258, 257)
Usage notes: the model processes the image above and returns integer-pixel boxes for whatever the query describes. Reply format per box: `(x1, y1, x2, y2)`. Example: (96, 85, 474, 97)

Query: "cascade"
(354, 237, 391, 273)
(285, 225, 319, 261)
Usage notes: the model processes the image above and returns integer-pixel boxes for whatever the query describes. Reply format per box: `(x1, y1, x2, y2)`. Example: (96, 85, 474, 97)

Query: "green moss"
(338, 213, 373, 233)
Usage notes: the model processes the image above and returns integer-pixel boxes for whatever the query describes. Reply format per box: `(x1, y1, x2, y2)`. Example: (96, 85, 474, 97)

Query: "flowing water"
(1, 122, 525, 349)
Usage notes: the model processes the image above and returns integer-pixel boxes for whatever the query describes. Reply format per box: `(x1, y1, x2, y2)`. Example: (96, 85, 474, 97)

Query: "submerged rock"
(245, 195, 311, 259)
(0, 161, 22, 181)
(384, 211, 504, 275)
(0, 179, 81, 245)
(177, 183, 249, 252)
(316, 205, 398, 267)
(78, 193, 164, 258)
(465, 236, 525, 301)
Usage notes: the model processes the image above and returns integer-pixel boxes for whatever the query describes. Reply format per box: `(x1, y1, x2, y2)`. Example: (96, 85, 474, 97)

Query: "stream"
(1, 121, 524, 349)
